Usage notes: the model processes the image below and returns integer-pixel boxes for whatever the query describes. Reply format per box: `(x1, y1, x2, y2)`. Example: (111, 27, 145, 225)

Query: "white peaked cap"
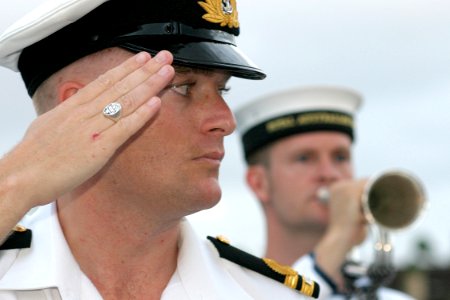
(235, 85, 363, 160)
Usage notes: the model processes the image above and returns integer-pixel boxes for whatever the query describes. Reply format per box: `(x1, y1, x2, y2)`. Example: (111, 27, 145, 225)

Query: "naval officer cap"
(0, 0, 266, 97)
(235, 86, 363, 162)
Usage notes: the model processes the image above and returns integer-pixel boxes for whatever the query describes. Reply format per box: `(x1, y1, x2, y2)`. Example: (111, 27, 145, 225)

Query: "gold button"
(217, 235, 230, 245)
(13, 225, 27, 232)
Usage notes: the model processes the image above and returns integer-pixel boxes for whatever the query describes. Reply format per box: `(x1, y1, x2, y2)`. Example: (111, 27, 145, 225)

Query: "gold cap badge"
(198, 0, 240, 28)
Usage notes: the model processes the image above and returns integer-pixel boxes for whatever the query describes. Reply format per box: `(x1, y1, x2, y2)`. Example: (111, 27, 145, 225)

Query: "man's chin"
(187, 181, 222, 211)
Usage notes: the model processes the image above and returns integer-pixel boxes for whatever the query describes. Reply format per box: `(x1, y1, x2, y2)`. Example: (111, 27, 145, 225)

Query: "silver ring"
(103, 102, 122, 121)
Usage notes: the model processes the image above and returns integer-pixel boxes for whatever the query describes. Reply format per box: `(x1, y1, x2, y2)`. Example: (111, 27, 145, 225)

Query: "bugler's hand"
(327, 179, 369, 247)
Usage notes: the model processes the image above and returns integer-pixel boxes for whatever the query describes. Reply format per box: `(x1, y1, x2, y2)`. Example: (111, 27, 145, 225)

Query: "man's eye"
(295, 154, 310, 162)
(169, 83, 230, 96)
(334, 153, 350, 162)
(170, 83, 192, 96)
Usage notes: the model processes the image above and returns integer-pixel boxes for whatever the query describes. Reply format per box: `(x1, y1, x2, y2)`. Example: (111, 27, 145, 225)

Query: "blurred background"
(1, 0, 449, 298)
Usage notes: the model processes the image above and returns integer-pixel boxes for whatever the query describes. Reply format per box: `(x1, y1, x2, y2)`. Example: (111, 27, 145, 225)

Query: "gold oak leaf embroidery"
(263, 258, 298, 277)
(198, 0, 240, 28)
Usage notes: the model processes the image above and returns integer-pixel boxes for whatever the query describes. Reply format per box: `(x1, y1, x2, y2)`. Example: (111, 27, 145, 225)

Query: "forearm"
(0, 170, 33, 244)
(314, 231, 352, 289)
(314, 180, 368, 289)
(0, 144, 45, 244)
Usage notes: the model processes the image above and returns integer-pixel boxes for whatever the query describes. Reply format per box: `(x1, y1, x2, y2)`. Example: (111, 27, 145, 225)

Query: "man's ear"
(246, 165, 270, 205)
(57, 81, 84, 103)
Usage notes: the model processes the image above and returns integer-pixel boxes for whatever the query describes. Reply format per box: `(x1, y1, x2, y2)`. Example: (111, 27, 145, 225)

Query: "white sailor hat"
(0, 0, 265, 97)
(235, 85, 363, 161)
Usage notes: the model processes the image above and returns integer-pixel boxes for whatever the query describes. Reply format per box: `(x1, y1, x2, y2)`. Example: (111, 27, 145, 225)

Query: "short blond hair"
(32, 47, 131, 115)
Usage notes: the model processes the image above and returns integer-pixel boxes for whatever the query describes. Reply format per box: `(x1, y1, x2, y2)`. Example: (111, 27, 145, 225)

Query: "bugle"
(318, 169, 426, 230)
(318, 169, 427, 293)
(362, 169, 426, 230)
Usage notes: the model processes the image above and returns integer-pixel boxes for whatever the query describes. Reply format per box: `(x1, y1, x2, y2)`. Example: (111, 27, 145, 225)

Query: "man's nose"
(317, 159, 341, 184)
(201, 94, 236, 137)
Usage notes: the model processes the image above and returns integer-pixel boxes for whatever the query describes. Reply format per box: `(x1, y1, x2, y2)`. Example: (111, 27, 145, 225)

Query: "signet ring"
(102, 102, 122, 122)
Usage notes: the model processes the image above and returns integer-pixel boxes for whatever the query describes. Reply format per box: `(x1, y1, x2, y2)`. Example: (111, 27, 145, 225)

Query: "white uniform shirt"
(294, 254, 416, 300)
(0, 203, 322, 299)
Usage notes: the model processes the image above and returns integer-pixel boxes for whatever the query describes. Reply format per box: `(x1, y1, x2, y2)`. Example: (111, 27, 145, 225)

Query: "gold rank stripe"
(207, 236, 320, 298)
(263, 258, 317, 298)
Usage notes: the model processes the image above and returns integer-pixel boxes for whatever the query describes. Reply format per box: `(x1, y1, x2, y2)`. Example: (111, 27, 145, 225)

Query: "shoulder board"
(0, 225, 32, 250)
(207, 235, 320, 298)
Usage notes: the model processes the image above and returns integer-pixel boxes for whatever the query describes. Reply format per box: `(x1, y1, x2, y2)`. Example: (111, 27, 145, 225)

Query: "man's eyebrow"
(174, 66, 230, 78)
(174, 66, 207, 75)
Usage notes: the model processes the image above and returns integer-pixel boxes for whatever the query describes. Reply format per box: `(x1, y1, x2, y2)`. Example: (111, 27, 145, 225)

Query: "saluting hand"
(0, 51, 174, 231)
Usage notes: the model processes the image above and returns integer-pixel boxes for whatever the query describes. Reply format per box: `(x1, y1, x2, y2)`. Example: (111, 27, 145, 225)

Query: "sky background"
(1, 0, 450, 269)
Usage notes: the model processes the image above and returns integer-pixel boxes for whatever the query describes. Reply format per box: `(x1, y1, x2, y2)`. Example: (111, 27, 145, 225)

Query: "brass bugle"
(362, 169, 426, 230)
(318, 169, 426, 230)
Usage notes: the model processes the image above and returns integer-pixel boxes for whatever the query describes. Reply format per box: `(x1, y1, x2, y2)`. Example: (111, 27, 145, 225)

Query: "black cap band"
(242, 110, 354, 160)
(119, 22, 236, 44)
(18, 21, 237, 96)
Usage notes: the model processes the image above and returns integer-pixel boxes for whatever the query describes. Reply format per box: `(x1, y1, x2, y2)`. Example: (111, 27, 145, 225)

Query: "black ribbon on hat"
(241, 110, 354, 161)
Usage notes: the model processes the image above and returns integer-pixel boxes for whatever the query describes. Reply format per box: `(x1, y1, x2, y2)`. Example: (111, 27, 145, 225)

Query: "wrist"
(314, 231, 354, 290)
(1, 177, 33, 221)
(0, 154, 37, 227)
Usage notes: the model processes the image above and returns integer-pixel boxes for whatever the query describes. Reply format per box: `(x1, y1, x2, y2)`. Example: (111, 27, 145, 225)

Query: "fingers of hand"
(96, 51, 173, 124)
(102, 53, 175, 137)
(100, 65, 174, 124)
(94, 65, 174, 138)
(104, 97, 162, 145)
(78, 51, 174, 134)
(72, 50, 173, 119)
(94, 50, 174, 115)
(73, 51, 152, 105)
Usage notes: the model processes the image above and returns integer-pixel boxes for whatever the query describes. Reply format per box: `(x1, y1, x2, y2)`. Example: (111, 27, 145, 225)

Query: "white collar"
(166, 219, 253, 299)
(0, 202, 101, 299)
(0, 204, 254, 299)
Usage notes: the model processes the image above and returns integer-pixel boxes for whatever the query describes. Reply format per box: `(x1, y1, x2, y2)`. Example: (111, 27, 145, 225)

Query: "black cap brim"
(121, 39, 265, 80)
